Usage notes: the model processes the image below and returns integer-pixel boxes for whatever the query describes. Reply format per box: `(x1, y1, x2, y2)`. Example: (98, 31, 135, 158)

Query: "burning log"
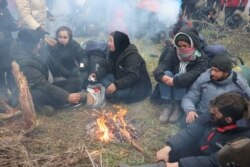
(11, 61, 36, 130)
(87, 106, 143, 153)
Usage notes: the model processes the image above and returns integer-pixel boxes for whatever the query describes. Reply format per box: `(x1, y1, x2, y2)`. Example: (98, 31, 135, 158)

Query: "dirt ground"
(1, 22, 250, 166)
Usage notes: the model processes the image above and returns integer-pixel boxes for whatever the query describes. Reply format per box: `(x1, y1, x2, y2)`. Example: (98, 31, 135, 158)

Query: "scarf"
(176, 47, 196, 62)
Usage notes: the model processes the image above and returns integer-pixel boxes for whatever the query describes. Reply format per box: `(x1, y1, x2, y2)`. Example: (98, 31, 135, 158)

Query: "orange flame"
(96, 105, 129, 142)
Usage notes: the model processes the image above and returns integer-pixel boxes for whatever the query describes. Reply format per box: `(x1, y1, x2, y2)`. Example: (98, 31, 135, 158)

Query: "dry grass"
(1, 27, 250, 167)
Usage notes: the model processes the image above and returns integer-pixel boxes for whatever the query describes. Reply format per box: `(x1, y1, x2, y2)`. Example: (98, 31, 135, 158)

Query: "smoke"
(48, 0, 182, 40)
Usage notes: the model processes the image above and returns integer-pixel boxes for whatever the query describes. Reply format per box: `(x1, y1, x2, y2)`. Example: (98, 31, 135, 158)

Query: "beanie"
(210, 55, 232, 73)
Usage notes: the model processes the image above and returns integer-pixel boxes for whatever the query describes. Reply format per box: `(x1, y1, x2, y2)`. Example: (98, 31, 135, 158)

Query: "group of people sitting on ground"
(181, 0, 250, 31)
(6, 27, 152, 115)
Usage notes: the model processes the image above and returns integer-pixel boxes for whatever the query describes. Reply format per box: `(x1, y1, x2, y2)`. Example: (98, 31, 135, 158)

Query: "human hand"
(35, 26, 49, 38)
(68, 93, 81, 104)
(161, 75, 171, 85)
(44, 37, 57, 46)
(88, 73, 97, 82)
(166, 162, 179, 167)
(166, 77, 174, 86)
(156, 146, 171, 162)
(106, 83, 117, 94)
(186, 111, 199, 124)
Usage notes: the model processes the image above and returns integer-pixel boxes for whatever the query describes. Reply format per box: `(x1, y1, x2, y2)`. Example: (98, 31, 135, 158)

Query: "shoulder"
(195, 69, 211, 83)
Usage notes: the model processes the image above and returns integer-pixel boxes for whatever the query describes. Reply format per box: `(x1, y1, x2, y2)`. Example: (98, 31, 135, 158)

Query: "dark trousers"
(101, 74, 151, 104)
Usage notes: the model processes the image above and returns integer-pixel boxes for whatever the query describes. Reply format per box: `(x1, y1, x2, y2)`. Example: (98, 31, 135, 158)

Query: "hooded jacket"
(154, 28, 208, 88)
(182, 69, 250, 115)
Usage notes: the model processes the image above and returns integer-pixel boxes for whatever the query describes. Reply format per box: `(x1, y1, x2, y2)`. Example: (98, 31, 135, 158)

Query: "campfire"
(87, 105, 142, 152)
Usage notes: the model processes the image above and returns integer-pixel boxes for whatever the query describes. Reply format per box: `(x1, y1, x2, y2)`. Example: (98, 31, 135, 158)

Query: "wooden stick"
(103, 114, 143, 153)
(12, 61, 36, 129)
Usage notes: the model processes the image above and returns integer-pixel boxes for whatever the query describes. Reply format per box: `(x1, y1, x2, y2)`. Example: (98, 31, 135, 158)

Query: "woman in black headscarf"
(94, 31, 152, 104)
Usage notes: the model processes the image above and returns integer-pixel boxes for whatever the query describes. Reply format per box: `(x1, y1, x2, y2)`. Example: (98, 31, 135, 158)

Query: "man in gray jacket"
(182, 53, 250, 124)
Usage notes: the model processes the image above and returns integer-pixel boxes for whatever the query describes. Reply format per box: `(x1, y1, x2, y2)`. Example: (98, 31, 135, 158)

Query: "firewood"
(11, 61, 36, 130)
(103, 113, 143, 153)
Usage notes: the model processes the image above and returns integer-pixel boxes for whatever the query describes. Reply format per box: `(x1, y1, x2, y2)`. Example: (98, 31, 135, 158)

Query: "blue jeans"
(159, 71, 187, 101)
(101, 74, 132, 103)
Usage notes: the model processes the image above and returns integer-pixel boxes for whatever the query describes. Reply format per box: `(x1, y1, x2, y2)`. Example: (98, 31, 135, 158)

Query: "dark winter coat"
(114, 44, 152, 90)
(97, 44, 152, 92)
(47, 39, 87, 78)
(167, 113, 250, 167)
(12, 42, 70, 104)
(0, 0, 17, 69)
(154, 47, 208, 88)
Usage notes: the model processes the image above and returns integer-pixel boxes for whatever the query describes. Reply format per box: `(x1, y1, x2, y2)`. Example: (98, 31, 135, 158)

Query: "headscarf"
(109, 31, 130, 63)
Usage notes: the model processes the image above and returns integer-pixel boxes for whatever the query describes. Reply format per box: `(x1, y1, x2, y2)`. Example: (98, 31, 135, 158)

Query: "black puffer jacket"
(12, 42, 70, 103)
(97, 44, 152, 91)
(153, 28, 208, 88)
(167, 113, 250, 167)
(113, 44, 151, 90)
(47, 39, 87, 77)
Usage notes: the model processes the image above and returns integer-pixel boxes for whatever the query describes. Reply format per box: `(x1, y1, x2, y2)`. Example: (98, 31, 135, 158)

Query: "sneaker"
(218, 138, 250, 167)
(169, 105, 183, 124)
(36, 105, 55, 117)
(119, 161, 166, 167)
(79, 90, 87, 103)
(159, 105, 173, 123)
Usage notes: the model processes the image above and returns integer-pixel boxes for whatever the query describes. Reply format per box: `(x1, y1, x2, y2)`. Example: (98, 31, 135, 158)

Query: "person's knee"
(164, 71, 174, 77)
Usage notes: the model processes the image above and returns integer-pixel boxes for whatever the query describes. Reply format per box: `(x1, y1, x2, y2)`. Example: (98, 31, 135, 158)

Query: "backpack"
(80, 39, 108, 75)
(203, 44, 246, 65)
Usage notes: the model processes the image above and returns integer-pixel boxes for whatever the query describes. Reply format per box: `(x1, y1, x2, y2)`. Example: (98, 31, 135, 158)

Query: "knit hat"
(174, 33, 192, 47)
(210, 55, 232, 73)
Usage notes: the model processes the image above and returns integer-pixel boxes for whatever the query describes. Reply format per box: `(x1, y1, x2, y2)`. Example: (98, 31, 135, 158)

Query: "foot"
(168, 106, 182, 124)
(36, 105, 55, 117)
(159, 106, 172, 123)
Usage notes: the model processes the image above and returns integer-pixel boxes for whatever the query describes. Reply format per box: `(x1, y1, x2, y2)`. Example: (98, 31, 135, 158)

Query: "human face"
(58, 30, 70, 46)
(210, 106, 232, 126)
(108, 35, 115, 52)
(210, 106, 223, 122)
(177, 41, 191, 49)
(210, 67, 229, 81)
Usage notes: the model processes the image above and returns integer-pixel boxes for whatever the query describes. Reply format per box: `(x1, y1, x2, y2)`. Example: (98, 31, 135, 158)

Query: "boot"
(79, 90, 87, 103)
(36, 105, 55, 117)
(168, 102, 183, 124)
(119, 161, 166, 167)
(159, 104, 173, 123)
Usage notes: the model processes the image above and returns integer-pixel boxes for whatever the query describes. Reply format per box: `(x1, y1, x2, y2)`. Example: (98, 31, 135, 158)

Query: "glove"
(35, 27, 49, 39)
